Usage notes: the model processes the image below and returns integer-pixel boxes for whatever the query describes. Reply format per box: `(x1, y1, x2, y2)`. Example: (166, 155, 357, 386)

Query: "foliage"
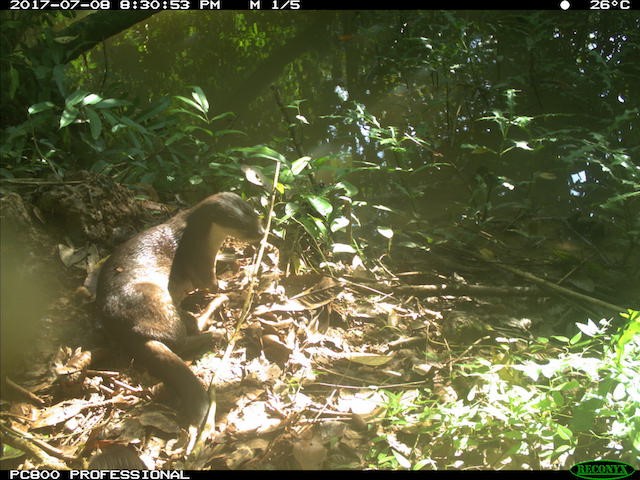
(367, 310, 640, 469)
(2, 84, 252, 196)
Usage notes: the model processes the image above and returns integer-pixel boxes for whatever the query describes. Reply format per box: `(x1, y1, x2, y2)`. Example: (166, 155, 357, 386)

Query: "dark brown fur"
(95, 192, 263, 425)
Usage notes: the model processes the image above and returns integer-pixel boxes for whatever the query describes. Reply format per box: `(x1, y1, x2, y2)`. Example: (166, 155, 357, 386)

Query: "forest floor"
(0, 177, 628, 470)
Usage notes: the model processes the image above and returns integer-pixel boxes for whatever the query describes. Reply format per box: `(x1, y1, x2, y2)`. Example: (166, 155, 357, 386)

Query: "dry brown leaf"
(32, 399, 90, 428)
(342, 352, 394, 366)
(136, 410, 181, 435)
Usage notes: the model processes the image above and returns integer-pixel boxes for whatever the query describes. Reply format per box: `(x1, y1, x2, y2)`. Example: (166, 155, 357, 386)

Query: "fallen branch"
(494, 263, 628, 313)
(0, 422, 72, 468)
(394, 284, 538, 296)
(4, 377, 46, 406)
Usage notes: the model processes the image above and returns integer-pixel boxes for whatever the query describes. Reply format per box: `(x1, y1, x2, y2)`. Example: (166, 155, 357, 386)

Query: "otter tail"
(135, 339, 210, 426)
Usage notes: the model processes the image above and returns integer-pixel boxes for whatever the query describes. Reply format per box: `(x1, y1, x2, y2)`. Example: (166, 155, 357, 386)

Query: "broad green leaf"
(514, 140, 533, 150)
(8, 66, 19, 99)
(330, 216, 350, 232)
(93, 98, 130, 109)
(82, 94, 103, 106)
(65, 90, 89, 108)
(135, 97, 171, 123)
(556, 424, 573, 440)
(59, 107, 78, 129)
(307, 195, 333, 218)
(392, 450, 411, 469)
(300, 216, 326, 239)
(234, 145, 286, 163)
(278, 202, 300, 223)
(191, 86, 209, 113)
(513, 115, 533, 127)
(335, 180, 359, 197)
(52, 65, 66, 97)
(84, 107, 102, 140)
(291, 156, 311, 175)
(332, 243, 356, 254)
(175, 95, 205, 114)
(377, 227, 394, 239)
(28, 102, 55, 115)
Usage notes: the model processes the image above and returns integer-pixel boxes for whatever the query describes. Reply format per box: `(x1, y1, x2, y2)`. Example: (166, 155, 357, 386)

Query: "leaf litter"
(1, 186, 552, 470)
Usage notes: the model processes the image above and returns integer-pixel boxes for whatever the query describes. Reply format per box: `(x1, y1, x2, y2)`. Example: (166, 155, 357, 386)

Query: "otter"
(95, 192, 263, 426)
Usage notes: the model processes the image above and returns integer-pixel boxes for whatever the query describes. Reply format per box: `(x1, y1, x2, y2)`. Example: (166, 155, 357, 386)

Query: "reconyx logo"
(570, 460, 636, 480)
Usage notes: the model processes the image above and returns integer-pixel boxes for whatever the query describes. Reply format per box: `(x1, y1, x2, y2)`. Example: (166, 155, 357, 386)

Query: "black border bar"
(2, 0, 638, 10)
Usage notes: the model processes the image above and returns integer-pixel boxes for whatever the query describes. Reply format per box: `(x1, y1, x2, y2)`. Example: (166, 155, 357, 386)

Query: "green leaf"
(300, 216, 327, 239)
(372, 204, 394, 213)
(28, 102, 55, 115)
(0, 443, 24, 460)
(191, 86, 209, 114)
(135, 97, 171, 123)
(52, 65, 66, 96)
(84, 107, 102, 140)
(330, 216, 350, 232)
(291, 156, 311, 175)
(175, 95, 205, 114)
(211, 111, 235, 122)
(569, 331, 583, 344)
(332, 243, 356, 254)
(281, 202, 300, 221)
(377, 227, 394, 239)
(334, 180, 359, 197)
(306, 195, 333, 218)
(214, 129, 245, 137)
(8, 66, 19, 99)
(555, 424, 573, 440)
(234, 145, 286, 163)
(65, 90, 89, 108)
(59, 107, 78, 129)
(514, 140, 533, 150)
(461, 143, 495, 154)
(94, 98, 130, 109)
(82, 93, 103, 106)
(513, 115, 533, 127)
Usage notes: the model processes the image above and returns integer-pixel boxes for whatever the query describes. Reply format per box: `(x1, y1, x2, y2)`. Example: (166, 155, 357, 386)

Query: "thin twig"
(4, 377, 45, 405)
(189, 156, 282, 460)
